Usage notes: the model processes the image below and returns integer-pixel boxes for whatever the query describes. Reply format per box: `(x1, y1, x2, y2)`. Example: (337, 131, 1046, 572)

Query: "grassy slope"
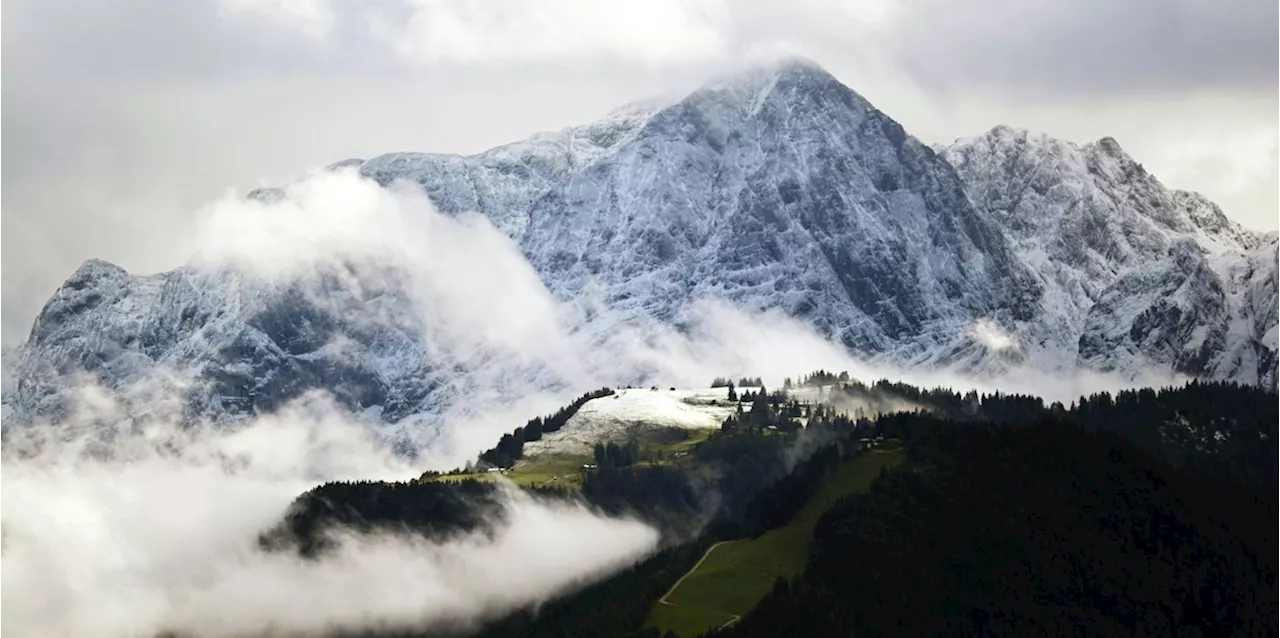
(428, 456, 587, 489)
(429, 428, 717, 490)
(647, 446, 907, 637)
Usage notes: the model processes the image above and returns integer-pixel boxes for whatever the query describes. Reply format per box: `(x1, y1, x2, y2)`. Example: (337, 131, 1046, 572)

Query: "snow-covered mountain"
(5, 258, 445, 424)
(5, 57, 1276, 427)
(359, 60, 1043, 362)
(941, 125, 1277, 385)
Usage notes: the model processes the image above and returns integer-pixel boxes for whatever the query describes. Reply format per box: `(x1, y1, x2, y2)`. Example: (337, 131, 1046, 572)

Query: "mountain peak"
(698, 54, 837, 94)
(67, 258, 129, 285)
(760, 53, 829, 76)
(986, 124, 1032, 141)
(325, 158, 365, 171)
(673, 54, 873, 124)
(1091, 136, 1132, 161)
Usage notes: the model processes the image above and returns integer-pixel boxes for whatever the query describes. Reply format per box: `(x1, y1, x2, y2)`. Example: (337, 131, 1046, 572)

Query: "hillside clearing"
(522, 388, 737, 458)
(646, 446, 907, 637)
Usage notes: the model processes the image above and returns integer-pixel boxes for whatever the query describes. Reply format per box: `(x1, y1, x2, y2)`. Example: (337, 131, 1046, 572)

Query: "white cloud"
(374, 0, 733, 67)
(969, 318, 1017, 353)
(1145, 119, 1279, 227)
(218, 0, 335, 40)
(1, 385, 659, 638)
(191, 168, 580, 375)
(0, 4, 11, 47)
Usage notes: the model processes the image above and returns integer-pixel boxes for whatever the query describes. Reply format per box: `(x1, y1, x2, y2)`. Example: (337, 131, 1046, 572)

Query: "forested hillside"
(259, 478, 509, 558)
(260, 377, 1277, 638)
(709, 418, 1277, 637)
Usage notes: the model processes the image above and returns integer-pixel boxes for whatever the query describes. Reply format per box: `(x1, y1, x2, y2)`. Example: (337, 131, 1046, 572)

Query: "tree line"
(477, 387, 615, 469)
(710, 377, 764, 388)
(593, 440, 642, 470)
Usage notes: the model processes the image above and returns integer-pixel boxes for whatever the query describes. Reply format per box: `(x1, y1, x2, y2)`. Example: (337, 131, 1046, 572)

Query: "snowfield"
(522, 388, 738, 457)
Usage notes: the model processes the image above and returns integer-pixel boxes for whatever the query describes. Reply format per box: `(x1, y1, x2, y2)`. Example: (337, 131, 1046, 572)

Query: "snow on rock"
(356, 98, 664, 240)
(512, 59, 1041, 369)
(0, 343, 16, 422)
(1078, 239, 1229, 379)
(338, 59, 1043, 369)
(6, 57, 1277, 432)
(942, 125, 1277, 386)
(4, 259, 454, 430)
(522, 388, 736, 457)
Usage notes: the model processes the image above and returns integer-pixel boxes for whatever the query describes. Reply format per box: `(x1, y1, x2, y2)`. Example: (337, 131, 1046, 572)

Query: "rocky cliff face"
(941, 125, 1277, 385)
(0, 343, 16, 422)
(1246, 235, 1280, 386)
(5, 58, 1275, 428)
(1075, 234, 1278, 386)
(7, 259, 442, 426)
(510, 61, 1041, 362)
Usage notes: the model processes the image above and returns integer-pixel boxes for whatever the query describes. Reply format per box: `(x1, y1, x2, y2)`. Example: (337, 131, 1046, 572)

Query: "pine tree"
(750, 386, 771, 428)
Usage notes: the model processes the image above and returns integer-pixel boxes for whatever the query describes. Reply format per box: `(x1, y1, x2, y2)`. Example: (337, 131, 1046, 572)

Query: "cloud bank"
(3, 166, 1187, 637)
(1, 386, 659, 638)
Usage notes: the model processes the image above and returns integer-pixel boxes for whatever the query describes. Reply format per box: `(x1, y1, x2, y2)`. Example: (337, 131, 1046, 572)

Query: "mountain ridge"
(4, 58, 1276, 428)
(942, 123, 1276, 384)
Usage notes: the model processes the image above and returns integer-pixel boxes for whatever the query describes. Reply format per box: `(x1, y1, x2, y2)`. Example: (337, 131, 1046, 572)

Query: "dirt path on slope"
(657, 540, 731, 605)
(654, 541, 745, 630)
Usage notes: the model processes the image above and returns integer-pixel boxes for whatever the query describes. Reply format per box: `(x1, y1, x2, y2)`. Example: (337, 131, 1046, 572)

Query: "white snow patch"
(522, 388, 736, 457)
(1266, 324, 1279, 349)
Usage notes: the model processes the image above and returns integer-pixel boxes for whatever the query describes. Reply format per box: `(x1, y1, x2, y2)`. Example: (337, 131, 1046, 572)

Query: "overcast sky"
(3, 0, 1277, 342)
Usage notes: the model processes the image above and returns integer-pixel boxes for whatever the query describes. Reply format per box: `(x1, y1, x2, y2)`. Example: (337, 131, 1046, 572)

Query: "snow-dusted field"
(522, 388, 738, 458)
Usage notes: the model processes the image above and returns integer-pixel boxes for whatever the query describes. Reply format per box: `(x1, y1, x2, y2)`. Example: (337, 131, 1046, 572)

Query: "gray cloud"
(3, 0, 1276, 344)
(5, 0, 301, 85)
(884, 0, 1279, 99)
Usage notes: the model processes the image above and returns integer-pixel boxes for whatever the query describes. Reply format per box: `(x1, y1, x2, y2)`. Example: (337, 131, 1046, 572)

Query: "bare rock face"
(5, 58, 1275, 429)
(8, 258, 442, 427)
(943, 126, 1277, 386)
(339, 60, 1041, 363)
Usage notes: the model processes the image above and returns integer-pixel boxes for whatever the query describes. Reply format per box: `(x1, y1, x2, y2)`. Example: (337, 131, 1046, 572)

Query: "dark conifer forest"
(479, 387, 616, 469)
(708, 419, 1277, 637)
(260, 377, 1278, 638)
(258, 478, 509, 558)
